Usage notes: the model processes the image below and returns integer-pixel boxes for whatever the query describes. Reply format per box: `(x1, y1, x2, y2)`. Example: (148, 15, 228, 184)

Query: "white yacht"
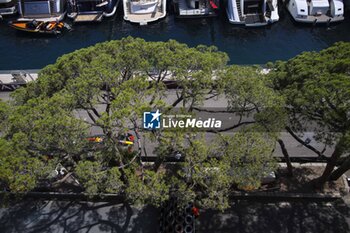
(123, 0, 166, 25)
(0, 0, 17, 16)
(17, 0, 66, 21)
(173, 0, 220, 17)
(287, 0, 344, 24)
(67, 0, 119, 22)
(226, 0, 279, 26)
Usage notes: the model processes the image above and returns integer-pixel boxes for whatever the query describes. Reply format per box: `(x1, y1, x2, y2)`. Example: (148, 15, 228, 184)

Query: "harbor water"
(0, 6, 350, 70)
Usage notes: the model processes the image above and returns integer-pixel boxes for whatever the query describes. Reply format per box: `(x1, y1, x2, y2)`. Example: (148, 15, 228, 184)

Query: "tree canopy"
(3, 37, 348, 209)
(268, 42, 350, 185)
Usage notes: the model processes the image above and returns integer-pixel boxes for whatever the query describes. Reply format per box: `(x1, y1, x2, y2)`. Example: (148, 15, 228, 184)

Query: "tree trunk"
(329, 156, 350, 181)
(277, 139, 293, 176)
(313, 141, 343, 188)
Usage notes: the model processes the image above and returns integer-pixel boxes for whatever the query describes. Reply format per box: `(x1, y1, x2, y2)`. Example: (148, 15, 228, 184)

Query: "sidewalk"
(0, 70, 38, 91)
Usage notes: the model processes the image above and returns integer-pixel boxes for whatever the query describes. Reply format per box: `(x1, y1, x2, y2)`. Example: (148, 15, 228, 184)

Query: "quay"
(0, 69, 208, 91)
(0, 70, 38, 91)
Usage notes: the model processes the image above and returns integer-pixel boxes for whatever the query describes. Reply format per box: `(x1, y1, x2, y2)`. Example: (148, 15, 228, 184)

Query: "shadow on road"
(1, 198, 350, 233)
(0, 199, 159, 233)
(197, 200, 350, 233)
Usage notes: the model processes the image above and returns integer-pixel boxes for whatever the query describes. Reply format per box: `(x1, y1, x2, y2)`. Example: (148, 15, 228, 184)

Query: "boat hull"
(9, 21, 66, 34)
(292, 16, 344, 24)
(287, 0, 344, 24)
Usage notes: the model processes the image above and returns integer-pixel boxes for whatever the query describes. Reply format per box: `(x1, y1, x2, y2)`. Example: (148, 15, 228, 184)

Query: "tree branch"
(285, 126, 327, 159)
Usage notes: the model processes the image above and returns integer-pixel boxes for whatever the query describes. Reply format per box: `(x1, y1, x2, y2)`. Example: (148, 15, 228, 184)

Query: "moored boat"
(173, 0, 220, 17)
(17, 0, 66, 21)
(9, 20, 68, 34)
(123, 0, 167, 25)
(286, 0, 344, 24)
(226, 0, 279, 26)
(67, 0, 120, 22)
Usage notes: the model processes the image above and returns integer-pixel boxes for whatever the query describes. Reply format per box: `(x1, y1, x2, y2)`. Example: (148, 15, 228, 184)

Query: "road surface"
(0, 91, 334, 158)
(0, 199, 349, 233)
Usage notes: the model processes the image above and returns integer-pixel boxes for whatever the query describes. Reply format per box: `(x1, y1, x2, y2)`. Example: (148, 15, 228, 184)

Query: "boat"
(67, 0, 119, 22)
(17, 0, 66, 21)
(0, 0, 17, 16)
(9, 20, 68, 34)
(173, 0, 220, 17)
(123, 0, 167, 25)
(286, 0, 344, 24)
(226, 0, 279, 26)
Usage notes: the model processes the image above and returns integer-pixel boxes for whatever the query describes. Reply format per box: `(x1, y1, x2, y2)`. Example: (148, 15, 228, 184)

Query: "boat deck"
(176, 0, 216, 17)
(124, 0, 166, 25)
(245, 13, 265, 24)
(74, 14, 103, 22)
(125, 11, 164, 23)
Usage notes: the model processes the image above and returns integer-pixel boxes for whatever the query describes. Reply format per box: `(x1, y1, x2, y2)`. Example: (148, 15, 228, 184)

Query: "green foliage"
(269, 42, 350, 143)
(0, 37, 284, 210)
(0, 138, 49, 192)
(156, 134, 232, 210)
(219, 130, 277, 190)
(6, 95, 89, 159)
(0, 100, 12, 134)
(124, 168, 170, 207)
(218, 65, 287, 133)
(75, 161, 124, 195)
(268, 42, 350, 183)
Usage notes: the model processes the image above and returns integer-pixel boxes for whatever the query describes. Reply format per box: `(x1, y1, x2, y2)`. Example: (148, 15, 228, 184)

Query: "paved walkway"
(0, 199, 349, 233)
(0, 200, 159, 233)
(197, 200, 350, 233)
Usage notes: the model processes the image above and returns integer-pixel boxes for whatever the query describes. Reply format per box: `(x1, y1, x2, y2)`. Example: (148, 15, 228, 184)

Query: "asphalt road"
(0, 199, 349, 233)
(0, 90, 334, 158)
(197, 200, 350, 233)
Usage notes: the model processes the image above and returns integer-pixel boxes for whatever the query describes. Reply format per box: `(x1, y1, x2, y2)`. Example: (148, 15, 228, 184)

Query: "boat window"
(23, 1, 51, 16)
(301, 9, 305, 12)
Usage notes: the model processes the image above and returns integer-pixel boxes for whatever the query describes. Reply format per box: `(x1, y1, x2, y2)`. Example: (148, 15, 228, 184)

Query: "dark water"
(0, 5, 350, 70)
